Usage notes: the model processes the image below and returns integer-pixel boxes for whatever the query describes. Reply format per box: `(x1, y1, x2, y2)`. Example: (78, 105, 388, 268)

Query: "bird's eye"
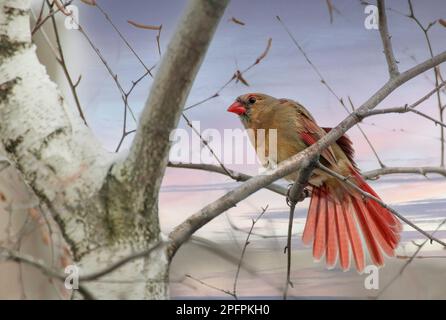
(248, 96, 256, 104)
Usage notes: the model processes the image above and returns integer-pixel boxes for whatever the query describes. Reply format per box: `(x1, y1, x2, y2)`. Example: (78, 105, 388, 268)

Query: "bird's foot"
(286, 184, 310, 207)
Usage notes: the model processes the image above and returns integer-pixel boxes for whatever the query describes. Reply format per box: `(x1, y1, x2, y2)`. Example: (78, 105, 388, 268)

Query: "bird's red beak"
(227, 101, 246, 115)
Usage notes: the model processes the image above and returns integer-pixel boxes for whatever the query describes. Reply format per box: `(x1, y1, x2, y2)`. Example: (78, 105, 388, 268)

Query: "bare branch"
(96, 4, 154, 76)
(0, 247, 95, 300)
(167, 162, 287, 196)
(46, 0, 88, 126)
(189, 236, 289, 296)
(407, 0, 445, 166)
(185, 274, 236, 298)
(183, 37, 272, 111)
(31, 0, 73, 35)
(365, 81, 446, 128)
(233, 205, 268, 298)
(283, 156, 318, 299)
(348, 97, 386, 168)
(362, 166, 446, 180)
(79, 242, 164, 282)
(180, 113, 237, 180)
(378, 0, 400, 78)
(367, 106, 446, 128)
(377, 219, 446, 298)
(52, 0, 72, 16)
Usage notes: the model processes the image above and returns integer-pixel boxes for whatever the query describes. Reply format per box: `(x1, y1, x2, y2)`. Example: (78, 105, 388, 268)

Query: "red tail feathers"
(302, 168, 402, 272)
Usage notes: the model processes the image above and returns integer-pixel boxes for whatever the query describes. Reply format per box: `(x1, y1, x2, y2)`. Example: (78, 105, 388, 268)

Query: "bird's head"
(227, 93, 275, 123)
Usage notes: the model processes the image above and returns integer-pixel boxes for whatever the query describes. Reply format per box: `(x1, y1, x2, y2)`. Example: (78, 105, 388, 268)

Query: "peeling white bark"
(0, 0, 167, 299)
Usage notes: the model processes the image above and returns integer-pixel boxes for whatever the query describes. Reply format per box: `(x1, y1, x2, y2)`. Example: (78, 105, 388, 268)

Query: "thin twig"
(362, 166, 446, 180)
(79, 242, 163, 281)
(95, 3, 153, 76)
(348, 97, 386, 168)
(167, 162, 288, 196)
(181, 113, 237, 180)
(376, 219, 446, 299)
(183, 37, 272, 111)
(31, 0, 47, 35)
(30, 7, 61, 59)
(31, 0, 73, 35)
(77, 25, 137, 122)
(0, 247, 94, 300)
(232, 205, 268, 298)
(46, 0, 88, 126)
(78, 2, 159, 151)
(377, 0, 400, 78)
(365, 81, 446, 129)
(185, 274, 236, 298)
(0, 241, 164, 298)
(407, 0, 445, 166)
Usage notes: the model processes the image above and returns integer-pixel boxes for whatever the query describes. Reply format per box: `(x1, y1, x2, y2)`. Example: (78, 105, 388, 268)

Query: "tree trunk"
(0, 0, 167, 299)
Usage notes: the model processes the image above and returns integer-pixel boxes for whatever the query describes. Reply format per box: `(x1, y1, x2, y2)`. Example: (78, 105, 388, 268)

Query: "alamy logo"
(64, 5, 79, 30)
(64, 265, 79, 290)
(169, 121, 278, 173)
(363, 265, 379, 290)
(364, 5, 379, 30)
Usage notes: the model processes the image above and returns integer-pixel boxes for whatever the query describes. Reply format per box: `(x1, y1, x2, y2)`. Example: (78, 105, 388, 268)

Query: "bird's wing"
(282, 99, 338, 166)
(322, 127, 357, 168)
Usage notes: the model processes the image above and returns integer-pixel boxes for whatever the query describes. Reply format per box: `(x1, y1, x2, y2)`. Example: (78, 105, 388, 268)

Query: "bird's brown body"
(239, 94, 351, 187)
(228, 93, 402, 272)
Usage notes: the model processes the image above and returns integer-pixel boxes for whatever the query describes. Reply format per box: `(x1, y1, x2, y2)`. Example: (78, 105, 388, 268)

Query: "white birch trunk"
(0, 0, 168, 299)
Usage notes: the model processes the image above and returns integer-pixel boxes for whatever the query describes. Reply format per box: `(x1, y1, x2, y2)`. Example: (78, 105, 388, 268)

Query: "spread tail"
(302, 168, 401, 272)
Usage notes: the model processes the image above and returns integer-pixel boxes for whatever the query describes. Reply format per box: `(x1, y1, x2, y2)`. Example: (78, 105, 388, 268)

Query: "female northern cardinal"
(227, 93, 402, 272)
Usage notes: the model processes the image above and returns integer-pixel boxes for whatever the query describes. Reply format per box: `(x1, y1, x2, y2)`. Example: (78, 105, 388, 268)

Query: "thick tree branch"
(378, 0, 400, 78)
(113, 0, 229, 212)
